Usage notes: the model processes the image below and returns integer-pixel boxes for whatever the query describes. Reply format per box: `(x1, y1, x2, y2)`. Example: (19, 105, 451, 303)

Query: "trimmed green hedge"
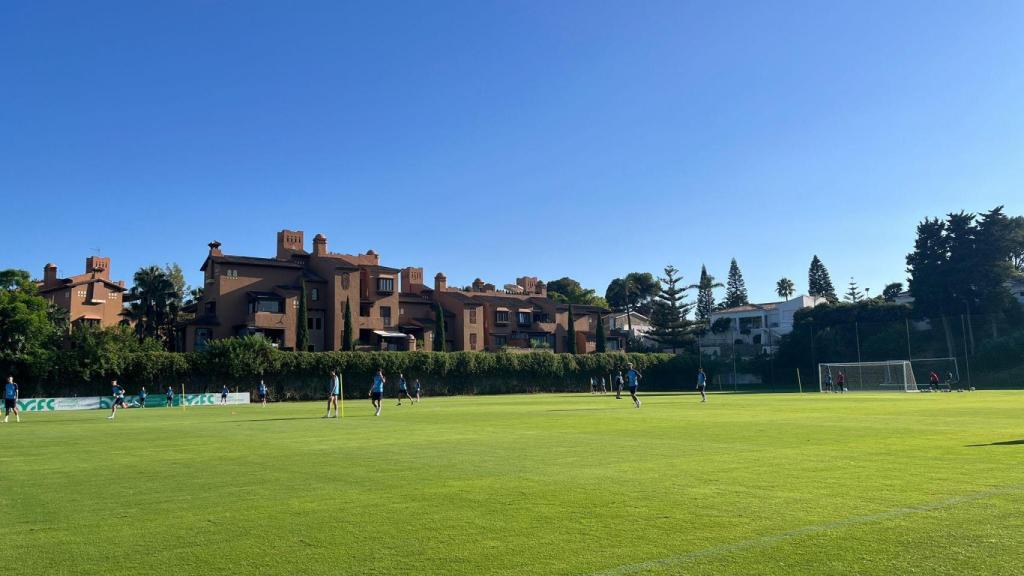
(23, 334, 701, 399)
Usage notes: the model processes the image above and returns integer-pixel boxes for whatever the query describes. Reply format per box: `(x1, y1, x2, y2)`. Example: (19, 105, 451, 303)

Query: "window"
(311, 288, 319, 302)
(195, 328, 211, 351)
(469, 308, 477, 324)
(494, 335, 507, 348)
(495, 310, 510, 324)
(380, 306, 392, 327)
(307, 317, 323, 330)
(517, 311, 531, 326)
(377, 277, 394, 294)
(224, 269, 238, 278)
(251, 299, 282, 314)
(204, 301, 216, 315)
(470, 333, 478, 350)
(533, 310, 549, 323)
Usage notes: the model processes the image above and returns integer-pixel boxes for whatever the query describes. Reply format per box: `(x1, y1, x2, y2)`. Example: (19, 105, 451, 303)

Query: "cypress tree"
(432, 303, 446, 352)
(689, 265, 722, 328)
(808, 255, 838, 303)
(342, 297, 354, 351)
(723, 258, 749, 309)
(296, 280, 310, 352)
(595, 312, 606, 352)
(566, 305, 577, 354)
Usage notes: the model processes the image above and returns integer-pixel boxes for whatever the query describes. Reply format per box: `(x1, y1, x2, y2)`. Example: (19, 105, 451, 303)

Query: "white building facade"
(701, 295, 826, 357)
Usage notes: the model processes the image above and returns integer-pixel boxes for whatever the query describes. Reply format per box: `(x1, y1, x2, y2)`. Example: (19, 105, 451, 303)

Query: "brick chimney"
(313, 233, 328, 256)
(43, 263, 58, 287)
(472, 278, 486, 292)
(401, 267, 424, 294)
(85, 256, 110, 280)
(434, 272, 447, 292)
(535, 280, 547, 297)
(208, 241, 223, 257)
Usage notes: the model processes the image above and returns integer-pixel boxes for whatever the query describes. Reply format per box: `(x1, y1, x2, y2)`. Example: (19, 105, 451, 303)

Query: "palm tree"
(776, 277, 795, 300)
(124, 266, 178, 346)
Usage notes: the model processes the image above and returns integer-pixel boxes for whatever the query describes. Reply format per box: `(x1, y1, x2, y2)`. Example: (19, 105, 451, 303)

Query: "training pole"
(796, 368, 803, 393)
(339, 373, 345, 419)
(181, 383, 186, 412)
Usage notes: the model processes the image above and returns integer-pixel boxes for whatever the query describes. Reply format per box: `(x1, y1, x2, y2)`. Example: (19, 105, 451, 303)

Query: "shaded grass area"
(1, 391, 1021, 575)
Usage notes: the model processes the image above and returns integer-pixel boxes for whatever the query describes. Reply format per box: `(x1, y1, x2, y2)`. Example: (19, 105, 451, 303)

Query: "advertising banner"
(18, 393, 250, 412)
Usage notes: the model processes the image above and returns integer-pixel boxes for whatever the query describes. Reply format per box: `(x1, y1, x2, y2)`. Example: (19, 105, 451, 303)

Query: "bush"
(22, 337, 688, 399)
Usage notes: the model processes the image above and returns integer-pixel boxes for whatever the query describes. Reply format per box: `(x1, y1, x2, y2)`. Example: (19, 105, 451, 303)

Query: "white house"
(603, 311, 654, 350)
(701, 295, 827, 356)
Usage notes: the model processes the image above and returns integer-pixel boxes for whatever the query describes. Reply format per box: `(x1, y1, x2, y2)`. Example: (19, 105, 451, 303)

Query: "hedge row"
(22, 337, 699, 400)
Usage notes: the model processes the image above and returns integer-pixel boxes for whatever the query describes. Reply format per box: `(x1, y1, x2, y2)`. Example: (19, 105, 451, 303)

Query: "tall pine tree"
(432, 303, 446, 352)
(843, 277, 864, 303)
(689, 265, 722, 329)
(723, 258, 749, 309)
(565, 305, 577, 354)
(296, 280, 310, 352)
(595, 313, 606, 352)
(808, 255, 838, 303)
(342, 297, 354, 351)
(648, 265, 694, 352)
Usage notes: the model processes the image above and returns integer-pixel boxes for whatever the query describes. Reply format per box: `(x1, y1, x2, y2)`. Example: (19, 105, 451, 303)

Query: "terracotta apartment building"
(36, 257, 128, 327)
(184, 229, 612, 353)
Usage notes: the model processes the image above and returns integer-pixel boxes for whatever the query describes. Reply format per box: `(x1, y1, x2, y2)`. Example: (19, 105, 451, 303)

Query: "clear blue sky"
(2, 1, 1022, 303)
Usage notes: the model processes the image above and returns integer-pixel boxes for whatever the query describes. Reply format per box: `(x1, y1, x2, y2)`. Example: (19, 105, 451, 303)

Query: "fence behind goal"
(819, 361, 917, 392)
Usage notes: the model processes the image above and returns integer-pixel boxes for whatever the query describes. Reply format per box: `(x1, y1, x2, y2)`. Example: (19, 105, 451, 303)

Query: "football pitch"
(2, 391, 1022, 575)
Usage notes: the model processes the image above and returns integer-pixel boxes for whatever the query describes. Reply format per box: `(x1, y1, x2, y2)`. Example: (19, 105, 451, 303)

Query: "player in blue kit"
(107, 380, 126, 420)
(325, 371, 340, 418)
(697, 368, 708, 403)
(166, 385, 174, 407)
(626, 363, 642, 408)
(220, 385, 230, 405)
(3, 376, 19, 423)
(258, 379, 269, 406)
(396, 373, 414, 406)
(369, 369, 385, 416)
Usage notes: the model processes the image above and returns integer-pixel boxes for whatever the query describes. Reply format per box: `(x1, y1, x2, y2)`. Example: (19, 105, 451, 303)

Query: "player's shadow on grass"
(966, 439, 1024, 447)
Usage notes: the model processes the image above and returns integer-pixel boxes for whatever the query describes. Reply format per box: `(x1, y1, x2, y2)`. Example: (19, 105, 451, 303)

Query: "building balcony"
(247, 311, 288, 329)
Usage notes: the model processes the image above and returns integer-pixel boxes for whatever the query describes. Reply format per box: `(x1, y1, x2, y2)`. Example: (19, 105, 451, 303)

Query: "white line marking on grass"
(586, 484, 1024, 576)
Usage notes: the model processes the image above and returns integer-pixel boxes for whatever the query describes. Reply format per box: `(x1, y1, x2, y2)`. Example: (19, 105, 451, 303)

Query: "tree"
(776, 277, 795, 300)
(342, 297, 354, 351)
(808, 255, 838, 303)
(595, 313, 607, 353)
(565, 305, 577, 354)
(907, 207, 1020, 317)
(546, 277, 608, 307)
(882, 282, 903, 302)
(844, 277, 864, 303)
(723, 258, 749, 309)
(124, 265, 178, 346)
(688, 265, 723, 329)
(432, 303, 446, 352)
(647, 265, 694, 352)
(0, 270, 62, 378)
(605, 272, 660, 342)
(296, 280, 310, 352)
(1010, 215, 1024, 274)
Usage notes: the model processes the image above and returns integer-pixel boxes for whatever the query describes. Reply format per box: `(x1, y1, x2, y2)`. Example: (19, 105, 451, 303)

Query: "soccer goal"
(818, 361, 918, 392)
(907, 357, 961, 391)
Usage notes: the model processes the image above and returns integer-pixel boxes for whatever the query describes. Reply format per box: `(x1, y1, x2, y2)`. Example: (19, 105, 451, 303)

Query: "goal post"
(818, 361, 918, 392)
(907, 357, 961, 391)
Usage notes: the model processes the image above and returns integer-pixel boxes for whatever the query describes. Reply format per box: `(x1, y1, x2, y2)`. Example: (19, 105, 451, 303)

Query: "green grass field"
(2, 391, 1022, 575)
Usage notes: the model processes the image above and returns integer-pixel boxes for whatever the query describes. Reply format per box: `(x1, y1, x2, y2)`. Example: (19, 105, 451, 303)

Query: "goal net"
(818, 361, 918, 392)
(907, 357, 961, 391)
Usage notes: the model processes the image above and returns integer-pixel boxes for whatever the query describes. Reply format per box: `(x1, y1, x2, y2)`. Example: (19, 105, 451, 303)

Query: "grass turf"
(1, 391, 1022, 575)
